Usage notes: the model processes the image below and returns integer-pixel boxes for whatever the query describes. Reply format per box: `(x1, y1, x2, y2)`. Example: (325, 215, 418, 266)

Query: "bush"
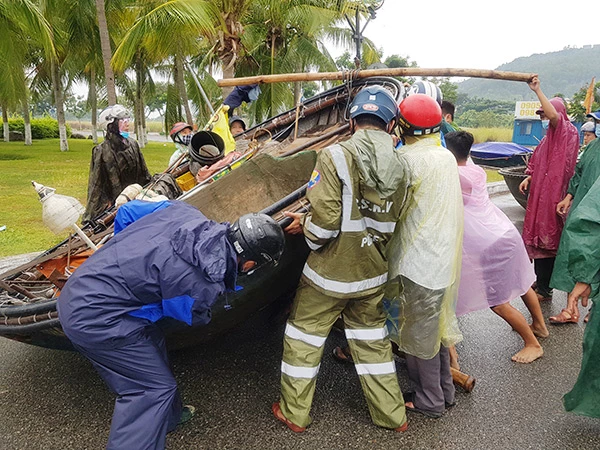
(0, 116, 71, 139)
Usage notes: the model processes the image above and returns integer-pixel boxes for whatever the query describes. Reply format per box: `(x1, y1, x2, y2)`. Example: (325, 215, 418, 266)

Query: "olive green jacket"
(301, 129, 407, 298)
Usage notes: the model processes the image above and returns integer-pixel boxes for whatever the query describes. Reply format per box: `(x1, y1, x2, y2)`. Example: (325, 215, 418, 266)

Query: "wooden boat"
(470, 142, 532, 168)
(0, 77, 406, 351)
(498, 165, 528, 209)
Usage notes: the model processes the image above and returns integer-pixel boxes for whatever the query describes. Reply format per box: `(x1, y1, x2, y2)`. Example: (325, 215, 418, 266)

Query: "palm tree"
(0, 0, 54, 144)
(112, 0, 219, 132)
(63, 0, 106, 144)
(240, 0, 351, 119)
(96, 0, 117, 105)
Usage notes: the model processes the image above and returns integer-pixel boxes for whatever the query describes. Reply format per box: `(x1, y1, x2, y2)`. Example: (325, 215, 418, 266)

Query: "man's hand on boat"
(283, 212, 304, 234)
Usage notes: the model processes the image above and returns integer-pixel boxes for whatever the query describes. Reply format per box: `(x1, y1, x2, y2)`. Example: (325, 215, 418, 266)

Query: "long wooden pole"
(218, 68, 537, 87)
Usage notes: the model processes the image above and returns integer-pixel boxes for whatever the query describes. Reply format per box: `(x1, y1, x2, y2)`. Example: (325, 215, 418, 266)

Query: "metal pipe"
(185, 60, 215, 115)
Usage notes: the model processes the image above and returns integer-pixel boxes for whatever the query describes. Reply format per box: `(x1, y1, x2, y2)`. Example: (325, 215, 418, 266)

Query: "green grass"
(484, 169, 504, 183)
(464, 127, 511, 183)
(0, 139, 170, 257)
(466, 127, 513, 144)
(0, 131, 511, 257)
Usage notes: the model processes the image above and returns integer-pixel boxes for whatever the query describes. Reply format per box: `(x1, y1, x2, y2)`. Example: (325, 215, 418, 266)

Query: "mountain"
(458, 46, 600, 100)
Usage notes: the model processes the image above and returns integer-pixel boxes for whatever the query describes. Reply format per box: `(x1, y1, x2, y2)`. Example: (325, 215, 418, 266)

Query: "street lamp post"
(344, 1, 385, 68)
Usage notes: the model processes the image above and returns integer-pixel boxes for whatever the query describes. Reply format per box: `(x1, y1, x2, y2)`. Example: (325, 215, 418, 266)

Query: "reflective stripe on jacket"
(301, 130, 407, 298)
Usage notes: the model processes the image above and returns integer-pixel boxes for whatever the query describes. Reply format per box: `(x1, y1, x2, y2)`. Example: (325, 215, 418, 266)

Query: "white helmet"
(98, 104, 131, 130)
(407, 81, 443, 106)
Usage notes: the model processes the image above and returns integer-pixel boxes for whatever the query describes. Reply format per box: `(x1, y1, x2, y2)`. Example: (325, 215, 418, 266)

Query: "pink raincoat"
(456, 164, 535, 316)
(522, 98, 579, 258)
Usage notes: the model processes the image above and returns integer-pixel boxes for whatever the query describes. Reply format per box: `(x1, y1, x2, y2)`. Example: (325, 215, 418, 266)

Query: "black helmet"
(189, 131, 225, 166)
(227, 213, 285, 271)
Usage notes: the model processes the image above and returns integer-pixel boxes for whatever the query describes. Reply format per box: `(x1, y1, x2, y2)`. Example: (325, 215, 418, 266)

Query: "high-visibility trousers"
(279, 281, 406, 429)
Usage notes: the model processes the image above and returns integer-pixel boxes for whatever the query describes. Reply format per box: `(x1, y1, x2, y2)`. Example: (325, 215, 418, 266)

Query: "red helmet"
(398, 94, 442, 136)
(169, 122, 193, 140)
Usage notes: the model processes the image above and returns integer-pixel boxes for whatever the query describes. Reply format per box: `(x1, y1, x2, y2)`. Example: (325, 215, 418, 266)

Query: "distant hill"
(458, 46, 600, 100)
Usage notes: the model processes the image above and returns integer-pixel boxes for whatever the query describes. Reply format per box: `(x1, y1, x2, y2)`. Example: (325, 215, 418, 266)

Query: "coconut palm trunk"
(174, 55, 193, 125)
(135, 55, 145, 147)
(96, 0, 117, 105)
(89, 68, 98, 144)
(50, 59, 69, 151)
(2, 106, 8, 142)
(22, 99, 32, 145)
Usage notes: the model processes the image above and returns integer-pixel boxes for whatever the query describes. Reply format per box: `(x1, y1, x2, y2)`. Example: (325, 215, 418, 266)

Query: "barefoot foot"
(530, 323, 549, 338)
(511, 345, 543, 363)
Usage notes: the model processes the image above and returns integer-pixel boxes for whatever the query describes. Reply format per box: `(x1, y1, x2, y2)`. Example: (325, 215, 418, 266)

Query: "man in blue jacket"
(57, 200, 285, 450)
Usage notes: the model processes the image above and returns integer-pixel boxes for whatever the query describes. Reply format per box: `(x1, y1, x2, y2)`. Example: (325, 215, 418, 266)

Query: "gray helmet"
(229, 115, 247, 132)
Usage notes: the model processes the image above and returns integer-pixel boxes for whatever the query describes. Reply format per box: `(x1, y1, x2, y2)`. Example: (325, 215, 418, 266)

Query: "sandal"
(272, 402, 306, 433)
(402, 393, 443, 419)
(332, 346, 353, 363)
(549, 309, 579, 324)
(584, 311, 591, 323)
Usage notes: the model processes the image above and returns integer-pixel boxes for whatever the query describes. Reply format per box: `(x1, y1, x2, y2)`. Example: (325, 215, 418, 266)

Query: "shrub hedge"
(0, 116, 71, 139)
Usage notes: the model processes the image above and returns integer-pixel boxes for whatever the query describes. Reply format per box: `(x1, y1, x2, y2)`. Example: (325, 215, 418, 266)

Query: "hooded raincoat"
(279, 129, 408, 430)
(84, 136, 152, 221)
(553, 177, 600, 418)
(552, 138, 600, 292)
(385, 135, 463, 359)
(455, 163, 535, 316)
(58, 201, 237, 450)
(522, 98, 579, 258)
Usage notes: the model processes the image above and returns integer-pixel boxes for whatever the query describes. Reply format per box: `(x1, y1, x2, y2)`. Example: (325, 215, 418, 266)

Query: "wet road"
(1, 192, 599, 450)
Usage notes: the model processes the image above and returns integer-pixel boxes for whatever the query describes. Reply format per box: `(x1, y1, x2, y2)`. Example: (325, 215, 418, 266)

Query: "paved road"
(1, 192, 599, 450)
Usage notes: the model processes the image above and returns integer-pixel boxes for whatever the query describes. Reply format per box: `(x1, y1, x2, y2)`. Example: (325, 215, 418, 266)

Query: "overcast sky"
(359, 0, 596, 70)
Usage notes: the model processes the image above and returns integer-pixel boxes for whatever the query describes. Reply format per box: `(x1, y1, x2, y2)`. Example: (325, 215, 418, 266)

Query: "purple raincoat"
(523, 98, 579, 258)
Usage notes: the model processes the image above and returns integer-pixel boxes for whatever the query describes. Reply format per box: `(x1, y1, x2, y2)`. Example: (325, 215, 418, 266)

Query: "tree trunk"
(135, 54, 145, 148)
(2, 106, 9, 142)
(22, 99, 32, 145)
(141, 97, 147, 146)
(51, 59, 69, 151)
(96, 0, 117, 105)
(174, 55, 193, 125)
(90, 67, 98, 143)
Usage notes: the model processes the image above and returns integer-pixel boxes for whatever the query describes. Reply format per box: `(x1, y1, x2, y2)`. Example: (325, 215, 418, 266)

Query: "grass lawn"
(0, 139, 170, 257)
(0, 136, 510, 258)
(484, 168, 505, 183)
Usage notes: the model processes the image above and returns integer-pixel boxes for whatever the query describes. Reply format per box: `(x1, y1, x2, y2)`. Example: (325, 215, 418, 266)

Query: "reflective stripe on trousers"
(279, 282, 406, 429)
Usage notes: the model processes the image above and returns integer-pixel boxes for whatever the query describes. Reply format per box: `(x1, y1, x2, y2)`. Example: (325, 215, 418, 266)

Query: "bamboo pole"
(218, 68, 537, 87)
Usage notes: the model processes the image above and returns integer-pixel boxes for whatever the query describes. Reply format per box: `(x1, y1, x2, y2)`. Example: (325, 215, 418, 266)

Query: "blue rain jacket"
(57, 201, 238, 348)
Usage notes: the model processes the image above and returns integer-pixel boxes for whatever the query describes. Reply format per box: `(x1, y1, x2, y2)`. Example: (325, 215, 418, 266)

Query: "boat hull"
(0, 77, 407, 350)
(498, 165, 528, 209)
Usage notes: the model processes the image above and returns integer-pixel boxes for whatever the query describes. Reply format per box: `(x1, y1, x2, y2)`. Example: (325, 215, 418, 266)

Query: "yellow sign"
(515, 101, 542, 120)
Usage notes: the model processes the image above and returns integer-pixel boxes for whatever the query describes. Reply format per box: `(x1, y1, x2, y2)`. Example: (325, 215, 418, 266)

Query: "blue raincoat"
(57, 200, 238, 450)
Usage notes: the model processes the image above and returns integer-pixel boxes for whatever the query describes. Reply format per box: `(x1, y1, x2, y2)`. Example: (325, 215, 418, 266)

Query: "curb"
(487, 181, 509, 197)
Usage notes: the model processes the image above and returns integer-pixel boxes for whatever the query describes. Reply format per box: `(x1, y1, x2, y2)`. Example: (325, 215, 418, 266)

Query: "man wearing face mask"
(168, 122, 194, 167)
(518, 77, 579, 302)
(57, 200, 285, 450)
(84, 105, 152, 221)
